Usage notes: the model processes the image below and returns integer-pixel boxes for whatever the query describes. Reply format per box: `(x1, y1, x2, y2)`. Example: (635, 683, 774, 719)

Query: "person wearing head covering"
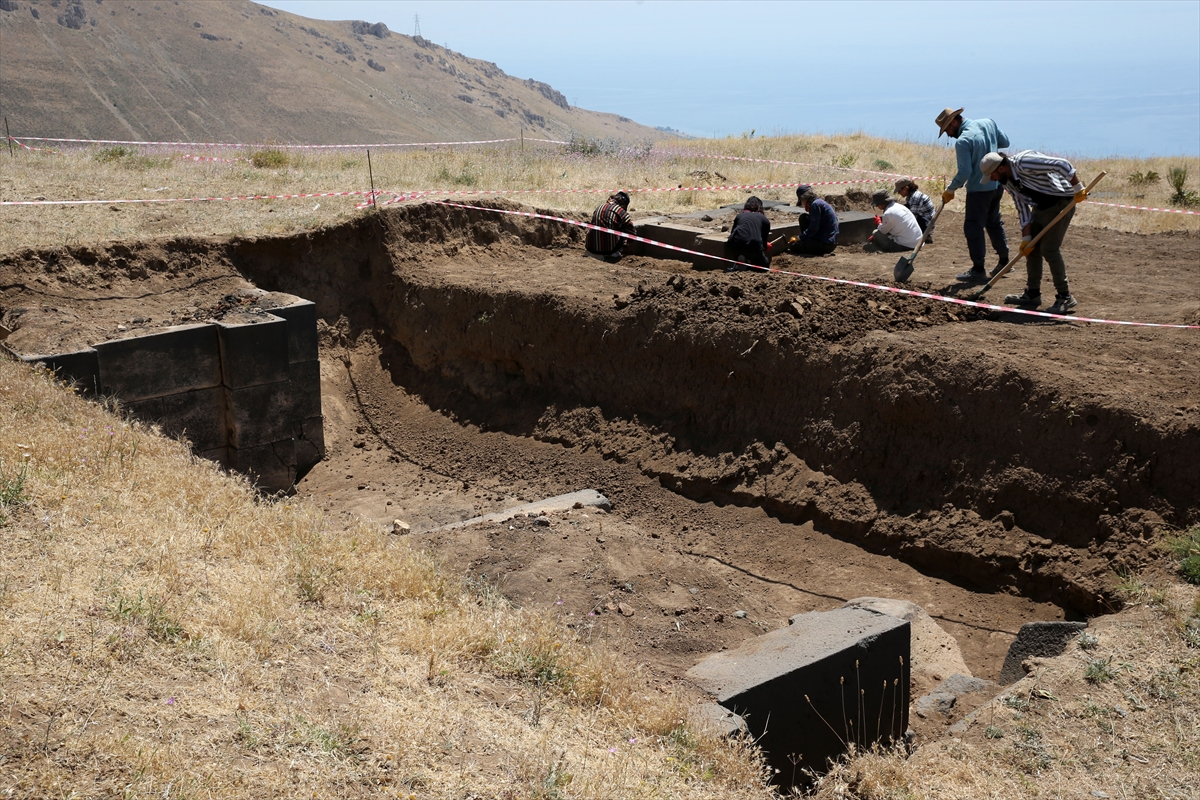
(894, 178, 935, 242)
(935, 106, 1011, 282)
(980, 151, 1087, 314)
(866, 190, 923, 252)
(725, 196, 772, 271)
(585, 191, 636, 262)
(788, 184, 839, 256)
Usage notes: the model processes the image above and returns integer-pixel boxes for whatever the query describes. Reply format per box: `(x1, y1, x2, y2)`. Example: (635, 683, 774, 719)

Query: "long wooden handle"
(907, 201, 947, 260)
(975, 171, 1106, 298)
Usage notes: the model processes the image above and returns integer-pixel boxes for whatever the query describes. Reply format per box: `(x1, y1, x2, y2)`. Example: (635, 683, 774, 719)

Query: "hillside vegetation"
(1, 132, 1197, 256)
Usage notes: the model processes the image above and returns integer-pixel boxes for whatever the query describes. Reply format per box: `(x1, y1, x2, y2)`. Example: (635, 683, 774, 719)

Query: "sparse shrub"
(985, 725, 1004, 739)
(1085, 656, 1116, 684)
(434, 165, 477, 186)
(250, 148, 290, 169)
(1077, 630, 1101, 650)
(108, 589, 185, 642)
(874, 159, 894, 171)
(1167, 166, 1200, 206)
(93, 145, 135, 163)
(1127, 170, 1160, 186)
(1162, 526, 1200, 584)
(832, 153, 858, 169)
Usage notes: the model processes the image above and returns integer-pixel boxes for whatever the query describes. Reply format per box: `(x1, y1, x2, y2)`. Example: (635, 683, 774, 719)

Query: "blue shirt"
(947, 117, 1011, 194)
(801, 197, 839, 244)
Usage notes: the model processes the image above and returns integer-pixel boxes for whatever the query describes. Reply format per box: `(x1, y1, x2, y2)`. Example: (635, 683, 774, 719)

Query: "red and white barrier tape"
(1082, 200, 1200, 216)
(9, 135, 566, 149)
(0, 189, 377, 206)
(429, 200, 1199, 331)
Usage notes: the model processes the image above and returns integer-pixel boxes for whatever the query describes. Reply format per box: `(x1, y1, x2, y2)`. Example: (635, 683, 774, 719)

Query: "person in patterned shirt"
(980, 151, 1088, 314)
(894, 178, 935, 242)
(585, 191, 636, 262)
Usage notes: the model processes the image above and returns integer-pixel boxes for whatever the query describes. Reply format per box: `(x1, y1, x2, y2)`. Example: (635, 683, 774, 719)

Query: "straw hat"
(936, 107, 965, 137)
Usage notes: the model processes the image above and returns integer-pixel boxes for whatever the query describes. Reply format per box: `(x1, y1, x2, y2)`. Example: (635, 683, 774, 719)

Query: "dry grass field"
(2, 133, 1197, 255)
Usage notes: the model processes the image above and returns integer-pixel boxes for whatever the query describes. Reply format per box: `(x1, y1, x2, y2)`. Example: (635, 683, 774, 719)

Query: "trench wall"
(216, 207, 1198, 612)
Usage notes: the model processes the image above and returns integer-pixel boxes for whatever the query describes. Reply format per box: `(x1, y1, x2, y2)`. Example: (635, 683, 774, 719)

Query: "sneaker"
(1048, 293, 1077, 314)
(1003, 290, 1041, 308)
(603, 249, 624, 263)
(955, 269, 988, 283)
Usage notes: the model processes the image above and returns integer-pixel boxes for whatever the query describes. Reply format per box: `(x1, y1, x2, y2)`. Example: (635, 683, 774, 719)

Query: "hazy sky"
(261, 0, 1200, 158)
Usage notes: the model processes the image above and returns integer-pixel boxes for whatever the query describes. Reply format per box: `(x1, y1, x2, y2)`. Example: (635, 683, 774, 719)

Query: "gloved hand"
(1019, 237, 1035, 257)
(942, 189, 955, 204)
(873, 215, 882, 226)
(1074, 188, 1088, 204)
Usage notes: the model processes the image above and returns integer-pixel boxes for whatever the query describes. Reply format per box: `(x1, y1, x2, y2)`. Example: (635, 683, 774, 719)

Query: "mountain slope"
(0, 0, 662, 144)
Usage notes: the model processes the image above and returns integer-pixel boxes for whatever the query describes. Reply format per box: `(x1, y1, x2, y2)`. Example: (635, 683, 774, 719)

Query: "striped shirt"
(904, 190, 935, 225)
(585, 200, 635, 255)
(1000, 150, 1079, 228)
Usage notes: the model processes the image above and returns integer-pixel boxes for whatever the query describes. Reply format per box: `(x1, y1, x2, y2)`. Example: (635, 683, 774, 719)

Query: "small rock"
(117, 324, 128, 332)
(1091, 792, 1109, 799)
(689, 587, 699, 595)
(701, 214, 713, 222)
(532, 517, 550, 527)
(357, 483, 367, 490)
(618, 603, 634, 617)
(595, 536, 606, 544)
(714, 613, 725, 623)
(391, 519, 410, 535)
(733, 610, 748, 619)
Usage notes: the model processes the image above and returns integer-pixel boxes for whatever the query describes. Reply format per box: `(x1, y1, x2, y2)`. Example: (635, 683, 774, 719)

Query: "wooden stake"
(367, 149, 377, 211)
(4, 118, 13, 157)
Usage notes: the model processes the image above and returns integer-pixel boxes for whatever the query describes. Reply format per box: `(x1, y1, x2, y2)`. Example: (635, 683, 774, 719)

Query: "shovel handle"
(974, 172, 1106, 298)
(907, 200, 947, 261)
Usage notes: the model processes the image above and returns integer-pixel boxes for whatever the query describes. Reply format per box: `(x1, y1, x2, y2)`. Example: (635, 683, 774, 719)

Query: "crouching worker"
(980, 151, 1086, 314)
(789, 185, 838, 256)
(585, 191, 636, 262)
(895, 178, 935, 241)
(725, 196, 771, 271)
(866, 190, 923, 252)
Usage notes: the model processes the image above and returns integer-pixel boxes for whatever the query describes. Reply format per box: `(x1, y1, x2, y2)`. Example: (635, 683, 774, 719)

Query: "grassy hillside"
(0, 0, 661, 145)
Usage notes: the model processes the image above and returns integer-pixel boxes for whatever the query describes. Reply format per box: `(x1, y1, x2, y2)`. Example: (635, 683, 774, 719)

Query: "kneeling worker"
(585, 191, 636, 262)
(894, 178, 935, 241)
(725, 196, 771, 271)
(979, 151, 1086, 314)
(867, 190, 923, 252)
(789, 185, 839, 256)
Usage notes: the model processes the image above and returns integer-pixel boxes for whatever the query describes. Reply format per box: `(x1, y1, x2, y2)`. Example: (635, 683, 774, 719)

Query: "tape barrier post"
(4, 118, 12, 158)
(367, 149, 377, 211)
(429, 199, 1199, 331)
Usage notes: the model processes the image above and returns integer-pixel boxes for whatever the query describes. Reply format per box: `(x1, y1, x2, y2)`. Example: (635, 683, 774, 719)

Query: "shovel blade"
(894, 255, 915, 283)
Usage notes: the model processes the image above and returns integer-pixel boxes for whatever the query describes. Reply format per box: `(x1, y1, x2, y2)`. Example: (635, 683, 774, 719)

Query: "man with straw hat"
(980, 151, 1087, 314)
(935, 107, 1011, 283)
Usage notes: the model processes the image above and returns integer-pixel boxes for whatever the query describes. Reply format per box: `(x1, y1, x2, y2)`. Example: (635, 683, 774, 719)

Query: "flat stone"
(696, 702, 748, 738)
(95, 323, 222, 401)
(433, 489, 612, 531)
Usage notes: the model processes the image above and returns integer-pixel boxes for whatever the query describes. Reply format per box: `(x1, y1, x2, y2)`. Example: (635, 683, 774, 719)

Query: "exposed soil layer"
(2, 200, 1197, 698)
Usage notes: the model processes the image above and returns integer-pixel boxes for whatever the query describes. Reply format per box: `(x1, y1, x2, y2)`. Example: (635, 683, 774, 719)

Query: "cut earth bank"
(2, 199, 1197, 737)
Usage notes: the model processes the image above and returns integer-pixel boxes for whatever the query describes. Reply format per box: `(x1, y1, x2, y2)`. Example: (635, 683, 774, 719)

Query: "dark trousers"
(727, 243, 769, 268)
(963, 188, 1009, 270)
(1025, 198, 1074, 297)
(789, 239, 836, 256)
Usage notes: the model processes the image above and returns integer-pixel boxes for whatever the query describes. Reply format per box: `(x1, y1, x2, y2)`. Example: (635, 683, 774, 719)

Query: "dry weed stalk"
(0, 359, 769, 798)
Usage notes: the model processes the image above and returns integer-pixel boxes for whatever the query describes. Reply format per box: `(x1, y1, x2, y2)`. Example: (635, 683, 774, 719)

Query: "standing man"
(936, 107, 1011, 283)
(585, 191, 636, 262)
(980, 151, 1087, 314)
(789, 184, 839, 256)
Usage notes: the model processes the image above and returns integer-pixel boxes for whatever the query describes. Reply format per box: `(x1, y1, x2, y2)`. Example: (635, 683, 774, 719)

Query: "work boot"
(603, 249, 625, 263)
(1003, 289, 1041, 308)
(955, 268, 988, 283)
(1048, 293, 1077, 314)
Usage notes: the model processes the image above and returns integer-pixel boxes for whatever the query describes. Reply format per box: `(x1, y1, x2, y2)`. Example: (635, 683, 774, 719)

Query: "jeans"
(869, 230, 913, 253)
(964, 188, 1009, 270)
(1025, 198, 1074, 297)
(789, 239, 837, 256)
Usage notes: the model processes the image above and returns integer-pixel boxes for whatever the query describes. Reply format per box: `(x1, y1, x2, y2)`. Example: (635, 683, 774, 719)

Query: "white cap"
(979, 152, 1004, 182)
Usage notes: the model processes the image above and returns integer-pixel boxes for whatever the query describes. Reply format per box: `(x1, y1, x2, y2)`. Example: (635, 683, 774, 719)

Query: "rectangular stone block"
(229, 440, 295, 493)
(160, 387, 228, 451)
(197, 446, 230, 469)
(636, 222, 709, 250)
(217, 312, 289, 389)
(289, 360, 323, 420)
(836, 211, 878, 245)
(692, 232, 733, 270)
(263, 300, 319, 364)
(95, 324, 221, 401)
(14, 347, 102, 395)
(687, 607, 909, 787)
(224, 380, 296, 449)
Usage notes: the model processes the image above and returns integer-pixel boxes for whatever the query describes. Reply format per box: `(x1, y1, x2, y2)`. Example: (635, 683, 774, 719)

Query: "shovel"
(972, 172, 1106, 299)
(893, 201, 946, 282)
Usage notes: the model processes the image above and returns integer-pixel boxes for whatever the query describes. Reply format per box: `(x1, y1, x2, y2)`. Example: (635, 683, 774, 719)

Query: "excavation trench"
(3, 201, 1196, 626)
(213, 202, 1195, 618)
